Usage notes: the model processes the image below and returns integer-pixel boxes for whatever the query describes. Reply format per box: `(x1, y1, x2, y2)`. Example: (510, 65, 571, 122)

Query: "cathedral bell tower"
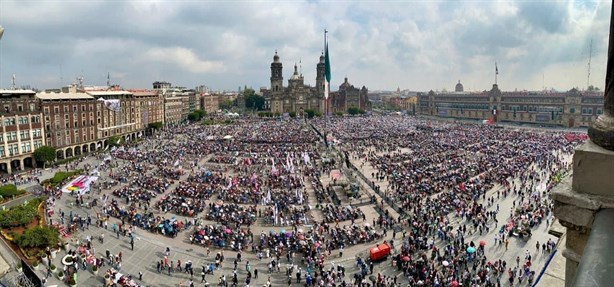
(316, 51, 325, 95)
(270, 50, 283, 92)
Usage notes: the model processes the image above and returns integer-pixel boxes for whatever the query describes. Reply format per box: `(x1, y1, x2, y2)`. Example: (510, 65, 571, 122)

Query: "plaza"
(0, 115, 582, 287)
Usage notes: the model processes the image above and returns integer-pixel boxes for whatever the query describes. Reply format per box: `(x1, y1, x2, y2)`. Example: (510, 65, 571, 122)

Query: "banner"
(98, 98, 121, 112)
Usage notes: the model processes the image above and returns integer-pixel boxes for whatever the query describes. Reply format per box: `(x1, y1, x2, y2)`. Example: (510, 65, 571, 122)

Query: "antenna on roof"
(299, 58, 302, 76)
(11, 74, 16, 90)
(60, 64, 63, 87)
(107, 72, 110, 88)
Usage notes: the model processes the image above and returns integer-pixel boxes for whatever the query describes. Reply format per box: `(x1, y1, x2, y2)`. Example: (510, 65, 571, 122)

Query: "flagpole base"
(588, 114, 614, 151)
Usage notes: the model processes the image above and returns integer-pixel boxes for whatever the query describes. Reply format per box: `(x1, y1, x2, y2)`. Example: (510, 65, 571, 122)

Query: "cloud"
(0, 0, 610, 92)
(143, 47, 224, 73)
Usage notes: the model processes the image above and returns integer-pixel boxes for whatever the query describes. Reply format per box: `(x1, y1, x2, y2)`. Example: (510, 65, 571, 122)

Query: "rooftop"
(0, 89, 36, 95)
(86, 91, 132, 97)
(36, 92, 94, 100)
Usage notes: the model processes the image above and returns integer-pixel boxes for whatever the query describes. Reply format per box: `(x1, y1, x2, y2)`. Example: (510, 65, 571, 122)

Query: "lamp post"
(588, 4, 614, 150)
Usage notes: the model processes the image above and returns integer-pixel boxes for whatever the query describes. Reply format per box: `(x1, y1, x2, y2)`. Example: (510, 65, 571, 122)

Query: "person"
(139, 271, 143, 281)
(130, 237, 134, 251)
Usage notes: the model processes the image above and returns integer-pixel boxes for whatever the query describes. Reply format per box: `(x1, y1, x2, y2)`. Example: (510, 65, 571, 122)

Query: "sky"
(0, 0, 610, 92)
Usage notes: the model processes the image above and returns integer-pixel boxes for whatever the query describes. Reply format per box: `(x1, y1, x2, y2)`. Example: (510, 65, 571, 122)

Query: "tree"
(347, 107, 361, 115)
(108, 135, 121, 147)
(148, 122, 163, 130)
(304, 109, 316, 119)
(188, 109, 207, 122)
(289, 111, 297, 118)
(244, 94, 265, 111)
(219, 99, 234, 111)
(33, 146, 56, 168)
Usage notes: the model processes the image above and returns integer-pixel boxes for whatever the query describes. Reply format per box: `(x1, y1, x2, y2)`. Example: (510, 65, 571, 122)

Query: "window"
(19, 130, 30, 140)
(44, 107, 50, 115)
(73, 105, 77, 112)
(31, 116, 40, 123)
(81, 105, 86, 112)
(30, 103, 35, 112)
(0, 133, 3, 143)
(598, 108, 603, 115)
(4, 118, 15, 126)
(0, 146, 5, 157)
(569, 107, 576, 114)
(64, 106, 68, 112)
(18, 116, 28, 125)
(33, 129, 42, 138)
(55, 107, 60, 113)
(8, 144, 18, 156)
(20, 142, 31, 153)
(17, 105, 23, 112)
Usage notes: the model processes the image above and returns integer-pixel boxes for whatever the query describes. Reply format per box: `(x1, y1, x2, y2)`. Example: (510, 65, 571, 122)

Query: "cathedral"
(263, 51, 326, 115)
(263, 51, 371, 115)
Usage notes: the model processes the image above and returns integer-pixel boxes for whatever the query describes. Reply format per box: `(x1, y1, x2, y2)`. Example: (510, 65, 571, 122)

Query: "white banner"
(98, 98, 121, 112)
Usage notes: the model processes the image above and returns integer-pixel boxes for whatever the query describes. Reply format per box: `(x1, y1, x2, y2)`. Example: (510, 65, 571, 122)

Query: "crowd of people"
(34, 115, 587, 287)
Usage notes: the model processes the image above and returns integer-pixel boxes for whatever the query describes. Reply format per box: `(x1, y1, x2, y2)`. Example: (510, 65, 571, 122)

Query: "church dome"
(455, 80, 464, 92)
(290, 63, 300, 80)
(273, 51, 280, 63)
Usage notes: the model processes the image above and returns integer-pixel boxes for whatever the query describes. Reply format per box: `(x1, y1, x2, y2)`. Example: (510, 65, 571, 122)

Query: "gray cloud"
(0, 0, 609, 92)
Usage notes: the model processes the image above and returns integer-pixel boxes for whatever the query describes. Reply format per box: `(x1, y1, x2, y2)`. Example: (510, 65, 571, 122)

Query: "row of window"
(2, 116, 41, 126)
(0, 140, 43, 157)
(0, 129, 43, 143)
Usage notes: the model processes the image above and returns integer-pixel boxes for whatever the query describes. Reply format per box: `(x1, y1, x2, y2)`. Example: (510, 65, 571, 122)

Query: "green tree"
(219, 99, 234, 111)
(289, 111, 297, 118)
(14, 226, 60, 249)
(33, 146, 56, 168)
(244, 94, 265, 111)
(108, 135, 121, 147)
(347, 107, 365, 115)
(148, 122, 163, 130)
(304, 109, 316, 119)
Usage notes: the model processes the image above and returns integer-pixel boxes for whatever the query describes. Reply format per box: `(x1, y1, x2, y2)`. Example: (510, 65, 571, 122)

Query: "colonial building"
(417, 83, 604, 128)
(37, 91, 99, 160)
(87, 90, 142, 143)
(329, 77, 371, 113)
(0, 90, 44, 173)
(200, 93, 220, 114)
(263, 52, 325, 114)
(164, 94, 187, 125)
(131, 91, 164, 134)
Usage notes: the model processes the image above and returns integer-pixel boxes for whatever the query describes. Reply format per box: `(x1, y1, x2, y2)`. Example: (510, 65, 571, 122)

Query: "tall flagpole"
(324, 29, 328, 147)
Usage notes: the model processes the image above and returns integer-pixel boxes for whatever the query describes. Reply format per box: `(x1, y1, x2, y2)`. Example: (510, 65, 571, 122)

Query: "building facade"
(0, 90, 44, 173)
(263, 52, 325, 115)
(38, 92, 100, 160)
(200, 93, 219, 114)
(164, 95, 186, 125)
(131, 91, 164, 133)
(329, 77, 371, 113)
(417, 83, 604, 127)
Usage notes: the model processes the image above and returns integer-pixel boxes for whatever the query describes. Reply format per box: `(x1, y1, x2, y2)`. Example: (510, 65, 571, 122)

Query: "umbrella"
(364, 222, 371, 227)
(442, 260, 449, 267)
(467, 247, 476, 253)
(402, 256, 410, 262)
(479, 240, 486, 246)
(225, 228, 232, 234)
(297, 228, 304, 233)
(450, 280, 459, 287)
